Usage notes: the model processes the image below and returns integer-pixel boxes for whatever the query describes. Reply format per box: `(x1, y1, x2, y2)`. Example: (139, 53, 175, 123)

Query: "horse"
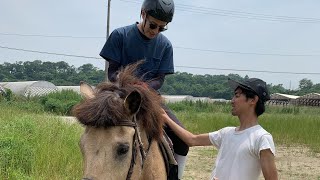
(73, 62, 172, 180)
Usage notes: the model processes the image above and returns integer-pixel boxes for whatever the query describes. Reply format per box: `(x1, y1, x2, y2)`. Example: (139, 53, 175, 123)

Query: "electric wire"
(119, 0, 320, 23)
(1, 45, 319, 75)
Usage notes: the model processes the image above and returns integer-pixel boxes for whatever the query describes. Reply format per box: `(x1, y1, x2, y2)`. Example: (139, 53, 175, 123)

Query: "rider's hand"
(131, 81, 149, 90)
(161, 109, 171, 124)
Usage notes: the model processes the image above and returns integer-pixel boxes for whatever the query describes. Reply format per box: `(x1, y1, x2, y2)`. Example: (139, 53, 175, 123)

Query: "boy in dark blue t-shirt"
(100, 0, 188, 179)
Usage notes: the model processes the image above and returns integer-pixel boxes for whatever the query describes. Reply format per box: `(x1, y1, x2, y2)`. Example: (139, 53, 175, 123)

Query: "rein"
(116, 115, 152, 180)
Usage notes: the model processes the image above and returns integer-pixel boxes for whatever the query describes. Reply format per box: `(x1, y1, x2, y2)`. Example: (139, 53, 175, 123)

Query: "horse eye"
(116, 143, 129, 156)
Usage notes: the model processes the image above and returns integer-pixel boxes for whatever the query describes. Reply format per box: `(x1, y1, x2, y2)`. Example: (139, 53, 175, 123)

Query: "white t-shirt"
(208, 125, 275, 180)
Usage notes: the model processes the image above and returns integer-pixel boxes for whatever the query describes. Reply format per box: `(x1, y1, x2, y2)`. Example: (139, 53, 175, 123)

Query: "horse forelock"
(73, 61, 165, 141)
(118, 61, 165, 141)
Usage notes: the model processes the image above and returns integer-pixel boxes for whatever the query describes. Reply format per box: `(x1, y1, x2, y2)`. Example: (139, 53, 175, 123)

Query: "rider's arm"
(163, 112, 212, 147)
(147, 74, 165, 90)
(107, 59, 121, 82)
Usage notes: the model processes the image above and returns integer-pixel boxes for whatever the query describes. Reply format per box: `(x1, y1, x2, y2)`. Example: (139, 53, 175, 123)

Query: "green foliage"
(0, 89, 82, 116)
(260, 113, 320, 153)
(0, 104, 83, 179)
(167, 100, 230, 114)
(161, 72, 235, 99)
(162, 72, 320, 99)
(0, 138, 34, 179)
(0, 93, 45, 114)
(40, 90, 82, 115)
(1, 88, 13, 101)
(0, 60, 104, 85)
(0, 115, 36, 179)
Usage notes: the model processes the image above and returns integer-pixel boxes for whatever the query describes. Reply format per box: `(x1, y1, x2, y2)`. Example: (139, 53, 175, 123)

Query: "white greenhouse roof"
(0, 81, 58, 97)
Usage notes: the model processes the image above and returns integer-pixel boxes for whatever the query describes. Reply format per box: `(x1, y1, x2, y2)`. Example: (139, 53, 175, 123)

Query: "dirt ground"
(183, 145, 320, 180)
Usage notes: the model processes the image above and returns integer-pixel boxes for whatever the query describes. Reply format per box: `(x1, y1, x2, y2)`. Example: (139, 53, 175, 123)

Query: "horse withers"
(73, 63, 172, 180)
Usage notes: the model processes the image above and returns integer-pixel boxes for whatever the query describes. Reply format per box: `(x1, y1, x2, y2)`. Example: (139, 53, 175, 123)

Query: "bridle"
(116, 114, 152, 180)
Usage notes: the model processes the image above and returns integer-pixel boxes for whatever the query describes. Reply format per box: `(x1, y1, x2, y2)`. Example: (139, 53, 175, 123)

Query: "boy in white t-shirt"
(163, 78, 278, 180)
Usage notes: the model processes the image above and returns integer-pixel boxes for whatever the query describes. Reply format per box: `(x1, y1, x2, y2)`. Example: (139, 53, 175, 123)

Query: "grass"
(0, 104, 83, 179)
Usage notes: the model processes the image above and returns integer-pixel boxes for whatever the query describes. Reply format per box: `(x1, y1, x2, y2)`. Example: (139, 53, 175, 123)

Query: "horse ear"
(124, 90, 142, 115)
(80, 81, 95, 99)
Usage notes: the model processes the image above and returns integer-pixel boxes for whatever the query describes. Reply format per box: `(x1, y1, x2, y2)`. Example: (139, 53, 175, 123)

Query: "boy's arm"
(260, 149, 278, 180)
(162, 112, 212, 147)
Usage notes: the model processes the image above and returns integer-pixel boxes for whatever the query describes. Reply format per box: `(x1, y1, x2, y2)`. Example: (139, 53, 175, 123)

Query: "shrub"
(40, 90, 82, 115)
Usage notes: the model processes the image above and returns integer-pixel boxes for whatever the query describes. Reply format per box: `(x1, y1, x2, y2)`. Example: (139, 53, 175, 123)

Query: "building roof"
(270, 93, 299, 100)
(298, 93, 320, 99)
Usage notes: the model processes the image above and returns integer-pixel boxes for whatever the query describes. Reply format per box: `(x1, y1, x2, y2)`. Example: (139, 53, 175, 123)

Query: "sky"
(1, 0, 320, 90)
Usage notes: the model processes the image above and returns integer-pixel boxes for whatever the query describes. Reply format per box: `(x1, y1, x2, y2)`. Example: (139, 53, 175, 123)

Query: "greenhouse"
(0, 81, 58, 97)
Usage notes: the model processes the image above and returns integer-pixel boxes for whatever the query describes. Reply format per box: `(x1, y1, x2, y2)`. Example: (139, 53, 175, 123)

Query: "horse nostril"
(82, 178, 92, 180)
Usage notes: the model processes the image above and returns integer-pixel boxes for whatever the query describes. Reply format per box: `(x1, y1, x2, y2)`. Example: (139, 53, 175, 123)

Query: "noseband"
(116, 115, 152, 180)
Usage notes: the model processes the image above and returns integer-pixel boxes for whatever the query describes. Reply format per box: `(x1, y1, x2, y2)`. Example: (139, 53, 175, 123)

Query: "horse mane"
(72, 61, 165, 141)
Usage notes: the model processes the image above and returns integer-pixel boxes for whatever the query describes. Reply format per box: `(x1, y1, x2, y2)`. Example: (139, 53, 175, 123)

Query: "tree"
(269, 84, 287, 94)
(299, 78, 313, 90)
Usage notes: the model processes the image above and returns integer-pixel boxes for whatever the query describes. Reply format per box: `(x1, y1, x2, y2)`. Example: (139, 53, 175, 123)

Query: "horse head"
(73, 62, 167, 180)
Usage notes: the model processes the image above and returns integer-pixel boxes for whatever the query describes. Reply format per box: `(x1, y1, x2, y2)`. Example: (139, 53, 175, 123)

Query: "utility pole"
(105, 0, 111, 81)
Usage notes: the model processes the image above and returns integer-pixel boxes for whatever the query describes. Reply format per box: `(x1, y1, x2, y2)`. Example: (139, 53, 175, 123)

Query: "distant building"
(161, 95, 229, 103)
(296, 93, 320, 106)
(161, 95, 193, 103)
(268, 93, 299, 106)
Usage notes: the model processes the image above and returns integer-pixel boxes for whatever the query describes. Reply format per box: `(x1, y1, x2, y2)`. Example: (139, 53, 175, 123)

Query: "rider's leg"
(174, 153, 188, 179)
(163, 105, 189, 179)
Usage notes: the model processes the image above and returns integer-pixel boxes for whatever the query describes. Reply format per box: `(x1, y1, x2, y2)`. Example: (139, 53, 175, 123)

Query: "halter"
(116, 115, 152, 180)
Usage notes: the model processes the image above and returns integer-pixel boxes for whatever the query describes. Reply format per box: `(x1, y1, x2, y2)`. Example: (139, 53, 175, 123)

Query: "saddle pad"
(159, 130, 178, 180)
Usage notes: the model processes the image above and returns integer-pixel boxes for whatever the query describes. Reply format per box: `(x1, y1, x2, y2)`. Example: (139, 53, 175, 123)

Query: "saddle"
(159, 130, 179, 180)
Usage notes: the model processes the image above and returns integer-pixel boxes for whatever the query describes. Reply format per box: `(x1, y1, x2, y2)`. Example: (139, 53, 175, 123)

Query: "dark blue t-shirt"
(100, 23, 174, 81)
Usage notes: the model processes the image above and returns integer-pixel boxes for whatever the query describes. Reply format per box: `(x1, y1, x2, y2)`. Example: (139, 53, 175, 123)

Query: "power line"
(0, 45, 101, 59)
(176, 66, 320, 75)
(1, 45, 320, 75)
(175, 4, 320, 23)
(1, 43, 319, 58)
(119, 0, 320, 24)
(174, 46, 320, 57)
(1, 32, 319, 57)
(0, 33, 104, 39)
(176, 4, 320, 21)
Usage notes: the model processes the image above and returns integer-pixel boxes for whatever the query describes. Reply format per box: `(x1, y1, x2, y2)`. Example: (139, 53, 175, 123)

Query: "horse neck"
(135, 123, 167, 179)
